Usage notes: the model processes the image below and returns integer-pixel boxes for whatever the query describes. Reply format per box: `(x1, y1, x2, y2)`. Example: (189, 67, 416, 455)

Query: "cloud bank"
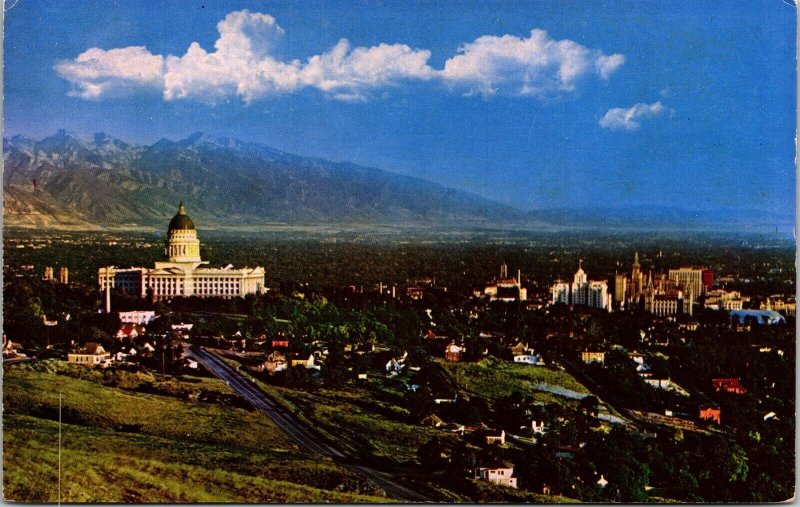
(56, 10, 625, 103)
(599, 101, 665, 131)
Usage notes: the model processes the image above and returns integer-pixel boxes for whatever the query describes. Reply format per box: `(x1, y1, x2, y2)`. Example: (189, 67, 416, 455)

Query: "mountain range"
(3, 131, 792, 233)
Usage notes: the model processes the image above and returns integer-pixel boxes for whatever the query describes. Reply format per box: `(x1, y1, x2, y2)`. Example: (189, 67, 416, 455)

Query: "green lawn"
(3, 361, 391, 503)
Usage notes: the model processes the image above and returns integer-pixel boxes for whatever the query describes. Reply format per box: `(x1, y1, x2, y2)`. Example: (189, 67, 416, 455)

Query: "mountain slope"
(3, 131, 525, 229)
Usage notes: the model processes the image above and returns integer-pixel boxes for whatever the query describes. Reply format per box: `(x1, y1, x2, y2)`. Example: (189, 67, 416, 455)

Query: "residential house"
(581, 351, 605, 365)
(262, 351, 287, 373)
(440, 422, 466, 436)
(2, 336, 23, 357)
(712, 378, 748, 394)
(445, 342, 465, 362)
(290, 354, 316, 369)
(554, 446, 577, 460)
(425, 329, 448, 340)
(475, 460, 518, 489)
(420, 414, 444, 428)
(141, 342, 156, 356)
(114, 347, 138, 362)
(116, 323, 145, 340)
(386, 358, 404, 373)
(432, 390, 458, 404)
(476, 428, 506, 446)
(699, 405, 721, 424)
(509, 341, 529, 356)
(530, 419, 547, 435)
(68, 343, 111, 366)
(513, 353, 542, 365)
(118, 310, 156, 325)
(644, 377, 672, 389)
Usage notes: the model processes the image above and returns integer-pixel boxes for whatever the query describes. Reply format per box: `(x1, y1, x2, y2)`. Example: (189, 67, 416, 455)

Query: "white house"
(513, 354, 543, 365)
(475, 461, 518, 489)
(118, 310, 156, 325)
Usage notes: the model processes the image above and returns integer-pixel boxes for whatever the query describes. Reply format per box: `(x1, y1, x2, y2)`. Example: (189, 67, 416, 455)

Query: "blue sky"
(4, 0, 796, 215)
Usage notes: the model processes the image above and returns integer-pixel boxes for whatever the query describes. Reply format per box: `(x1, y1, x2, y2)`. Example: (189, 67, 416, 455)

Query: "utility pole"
(58, 392, 62, 505)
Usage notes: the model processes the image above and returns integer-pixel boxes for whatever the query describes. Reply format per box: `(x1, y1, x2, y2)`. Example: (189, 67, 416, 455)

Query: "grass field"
(3, 361, 390, 503)
(277, 383, 458, 463)
(219, 353, 458, 465)
(438, 357, 590, 404)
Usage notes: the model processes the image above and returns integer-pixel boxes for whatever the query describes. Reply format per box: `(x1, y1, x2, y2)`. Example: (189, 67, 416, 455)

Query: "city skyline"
(4, 0, 796, 215)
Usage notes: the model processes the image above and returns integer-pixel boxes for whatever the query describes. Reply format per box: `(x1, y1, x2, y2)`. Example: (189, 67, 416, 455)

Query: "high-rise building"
(43, 266, 54, 281)
(669, 267, 706, 298)
(59, 267, 69, 284)
(550, 261, 611, 312)
(702, 269, 714, 291)
(614, 273, 627, 305)
(628, 252, 643, 305)
(99, 202, 265, 300)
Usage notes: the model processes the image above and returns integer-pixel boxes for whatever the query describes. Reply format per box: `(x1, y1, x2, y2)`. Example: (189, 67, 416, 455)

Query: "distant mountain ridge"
(3, 130, 526, 229)
(3, 131, 792, 233)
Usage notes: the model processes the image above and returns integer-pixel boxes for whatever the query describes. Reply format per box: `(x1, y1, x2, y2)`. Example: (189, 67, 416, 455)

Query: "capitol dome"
(168, 201, 196, 232)
(165, 201, 201, 263)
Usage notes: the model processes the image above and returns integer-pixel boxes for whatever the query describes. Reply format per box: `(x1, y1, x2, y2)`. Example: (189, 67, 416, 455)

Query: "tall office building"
(668, 267, 706, 298)
(550, 261, 611, 312)
(628, 252, 643, 305)
(614, 273, 627, 306)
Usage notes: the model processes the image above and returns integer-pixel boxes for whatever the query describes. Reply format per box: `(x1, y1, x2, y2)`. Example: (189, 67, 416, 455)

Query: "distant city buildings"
(668, 267, 710, 298)
(761, 295, 796, 317)
(98, 202, 265, 301)
(43, 266, 70, 284)
(704, 289, 749, 311)
(483, 263, 527, 302)
(550, 261, 611, 311)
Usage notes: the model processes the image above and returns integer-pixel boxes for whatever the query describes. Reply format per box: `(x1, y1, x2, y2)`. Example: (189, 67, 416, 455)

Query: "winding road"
(188, 345, 435, 503)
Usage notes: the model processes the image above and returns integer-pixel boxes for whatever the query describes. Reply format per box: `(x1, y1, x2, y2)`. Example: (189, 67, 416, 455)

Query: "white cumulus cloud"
(55, 11, 625, 103)
(54, 46, 165, 99)
(599, 101, 665, 131)
(441, 29, 625, 97)
(163, 10, 302, 104)
(300, 39, 435, 101)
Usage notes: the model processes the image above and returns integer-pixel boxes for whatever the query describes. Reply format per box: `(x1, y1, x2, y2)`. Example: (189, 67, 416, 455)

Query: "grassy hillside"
(439, 357, 589, 403)
(3, 361, 389, 503)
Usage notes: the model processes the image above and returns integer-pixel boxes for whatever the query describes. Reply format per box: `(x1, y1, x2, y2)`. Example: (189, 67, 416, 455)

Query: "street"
(188, 345, 435, 502)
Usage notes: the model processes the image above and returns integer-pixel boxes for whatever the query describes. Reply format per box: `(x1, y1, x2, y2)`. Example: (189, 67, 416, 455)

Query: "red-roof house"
(712, 378, 747, 394)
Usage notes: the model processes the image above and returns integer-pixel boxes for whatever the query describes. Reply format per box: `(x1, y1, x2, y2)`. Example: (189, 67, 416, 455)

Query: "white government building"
(99, 202, 265, 300)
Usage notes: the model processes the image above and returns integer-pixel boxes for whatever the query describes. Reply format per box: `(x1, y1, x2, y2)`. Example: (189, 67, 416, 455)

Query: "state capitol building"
(98, 202, 265, 300)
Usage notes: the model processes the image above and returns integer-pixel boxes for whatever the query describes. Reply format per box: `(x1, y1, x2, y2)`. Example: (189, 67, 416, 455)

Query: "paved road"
(188, 345, 434, 503)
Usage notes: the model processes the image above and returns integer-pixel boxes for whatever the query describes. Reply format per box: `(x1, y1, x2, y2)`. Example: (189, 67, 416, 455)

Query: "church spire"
(634, 251, 640, 266)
